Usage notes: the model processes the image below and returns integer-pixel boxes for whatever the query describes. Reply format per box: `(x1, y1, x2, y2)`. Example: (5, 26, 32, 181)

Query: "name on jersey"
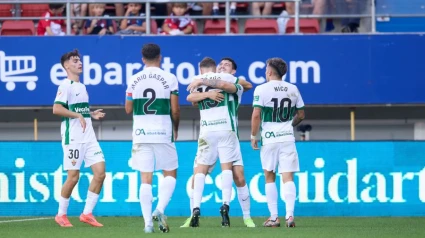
(131, 73, 170, 90)
(264, 131, 293, 138)
(201, 119, 227, 127)
(274, 86, 288, 92)
(74, 107, 90, 114)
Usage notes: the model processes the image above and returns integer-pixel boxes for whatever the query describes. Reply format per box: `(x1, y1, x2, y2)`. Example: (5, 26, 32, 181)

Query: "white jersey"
(126, 66, 179, 144)
(253, 80, 305, 144)
(193, 73, 243, 133)
(54, 78, 97, 145)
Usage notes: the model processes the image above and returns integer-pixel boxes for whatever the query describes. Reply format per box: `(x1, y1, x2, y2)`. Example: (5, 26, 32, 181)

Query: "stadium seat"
(191, 20, 198, 34)
(244, 19, 278, 34)
(0, 20, 35, 35)
(219, 2, 249, 10)
(285, 19, 320, 34)
(20, 4, 49, 17)
(0, 4, 14, 17)
(203, 20, 238, 34)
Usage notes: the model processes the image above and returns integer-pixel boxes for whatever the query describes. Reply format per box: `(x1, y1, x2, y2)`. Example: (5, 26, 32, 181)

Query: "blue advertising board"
(0, 141, 424, 217)
(0, 35, 425, 106)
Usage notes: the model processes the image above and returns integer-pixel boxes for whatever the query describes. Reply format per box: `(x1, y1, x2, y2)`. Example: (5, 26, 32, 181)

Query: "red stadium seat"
(219, 2, 249, 10)
(272, 2, 286, 11)
(203, 20, 238, 34)
(0, 4, 14, 17)
(0, 20, 35, 35)
(285, 19, 320, 34)
(191, 20, 198, 34)
(244, 19, 278, 34)
(20, 4, 49, 17)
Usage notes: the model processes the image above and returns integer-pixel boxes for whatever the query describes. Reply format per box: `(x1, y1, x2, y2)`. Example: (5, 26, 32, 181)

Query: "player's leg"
(152, 143, 178, 233)
(261, 143, 281, 227)
(279, 142, 299, 228)
(191, 132, 219, 227)
(232, 165, 255, 227)
(231, 139, 255, 227)
(219, 161, 233, 227)
(131, 143, 155, 233)
(55, 144, 83, 227)
(79, 142, 106, 227)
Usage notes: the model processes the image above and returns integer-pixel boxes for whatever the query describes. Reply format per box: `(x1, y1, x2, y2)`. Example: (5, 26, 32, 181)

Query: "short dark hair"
(266, 57, 287, 78)
(199, 57, 216, 68)
(49, 4, 64, 10)
(221, 57, 237, 70)
(60, 49, 80, 67)
(173, 2, 188, 8)
(142, 43, 161, 61)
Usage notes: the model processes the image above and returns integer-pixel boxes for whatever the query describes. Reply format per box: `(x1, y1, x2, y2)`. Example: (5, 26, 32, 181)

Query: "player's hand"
(251, 139, 259, 150)
(91, 109, 106, 120)
(186, 79, 202, 92)
(208, 91, 224, 102)
(78, 114, 86, 133)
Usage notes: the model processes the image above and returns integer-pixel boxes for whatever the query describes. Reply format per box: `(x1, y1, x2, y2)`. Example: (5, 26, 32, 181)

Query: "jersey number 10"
(271, 98, 292, 122)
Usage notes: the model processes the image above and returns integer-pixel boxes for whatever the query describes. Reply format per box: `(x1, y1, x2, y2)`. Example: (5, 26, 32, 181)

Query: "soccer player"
(53, 49, 106, 227)
(180, 57, 256, 228)
(250, 57, 305, 228)
(125, 43, 180, 233)
(186, 57, 244, 227)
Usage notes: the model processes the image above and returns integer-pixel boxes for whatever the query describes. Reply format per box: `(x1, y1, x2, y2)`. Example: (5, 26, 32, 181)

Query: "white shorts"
(261, 142, 300, 173)
(131, 143, 178, 172)
(62, 141, 105, 171)
(196, 130, 242, 166)
(193, 153, 244, 174)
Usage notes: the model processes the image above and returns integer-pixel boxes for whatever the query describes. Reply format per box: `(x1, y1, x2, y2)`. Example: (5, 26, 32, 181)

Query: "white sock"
(283, 181, 296, 219)
(221, 170, 233, 206)
(156, 176, 176, 214)
(193, 173, 206, 209)
(265, 182, 278, 220)
(58, 196, 70, 216)
(140, 183, 153, 227)
(83, 191, 99, 215)
(189, 188, 194, 214)
(237, 184, 251, 219)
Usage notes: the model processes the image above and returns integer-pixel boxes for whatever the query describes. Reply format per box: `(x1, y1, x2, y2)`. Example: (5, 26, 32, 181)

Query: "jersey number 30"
(271, 98, 292, 122)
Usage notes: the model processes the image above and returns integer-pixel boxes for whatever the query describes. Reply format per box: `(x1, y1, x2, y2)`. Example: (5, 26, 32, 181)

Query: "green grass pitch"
(1, 216, 425, 238)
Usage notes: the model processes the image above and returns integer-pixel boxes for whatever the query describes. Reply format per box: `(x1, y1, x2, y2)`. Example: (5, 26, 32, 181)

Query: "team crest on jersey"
(254, 96, 259, 101)
(71, 159, 76, 166)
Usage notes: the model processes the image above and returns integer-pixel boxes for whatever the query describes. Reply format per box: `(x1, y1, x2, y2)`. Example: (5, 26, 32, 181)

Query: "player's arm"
(53, 103, 81, 119)
(237, 78, 253, 92)
(250, 87, 263, 150)
(292, 109, 305, 127)
(187, 91, 224, 103)
(292, 87, 306, 127)
(187, 78, 237, 94)
(125, 92, 133, 114)
(170, 93, 180, 140)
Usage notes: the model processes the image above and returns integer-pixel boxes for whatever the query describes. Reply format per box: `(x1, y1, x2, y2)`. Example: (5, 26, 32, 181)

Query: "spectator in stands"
(338, 0, 364, 33)
(37, 4, 66, 36)
(212, 2, 237, 18)
(85, 4, 115, 35)
(162, 3, 193, 35)
(251, 2, 274, 17)
(117, 3, 146, 35)
(70, 3, 88, 35)
(285, 0, 327, 17)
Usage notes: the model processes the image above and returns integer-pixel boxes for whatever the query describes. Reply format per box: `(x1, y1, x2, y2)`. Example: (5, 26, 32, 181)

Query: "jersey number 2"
(143, 88, 156, 115)
(271, 98, 292, 122)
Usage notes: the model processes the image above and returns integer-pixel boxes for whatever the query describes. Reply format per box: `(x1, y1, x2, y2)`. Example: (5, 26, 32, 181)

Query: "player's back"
(128, 67, 179, 143)
(254, 80, 304, 144)
(194, 72, 243, 133)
